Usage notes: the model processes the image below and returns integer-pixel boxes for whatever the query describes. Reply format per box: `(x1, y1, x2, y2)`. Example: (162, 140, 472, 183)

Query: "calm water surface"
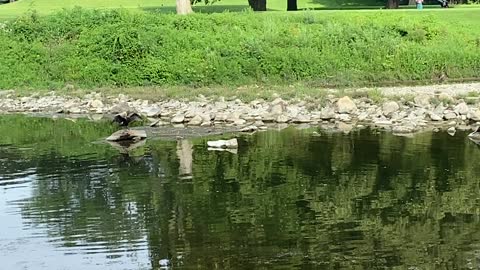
(0, 115, 479, 270)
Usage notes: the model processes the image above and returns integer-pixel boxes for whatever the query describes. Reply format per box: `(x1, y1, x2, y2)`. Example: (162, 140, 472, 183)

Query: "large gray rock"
(382, 101, 400, 117)
(444, 111, 457, 120)
(454, 102, 470, 115)
(188, 115, 203, 126)
(336, 96, 357, 114)
(414, 95, 431, 107)
(110, 102, 132, 114)
(171, 114, 185, 124)
(428, 112, 443, 121)
(89, 99, 104, 109)
(320, 107, 336, 120)
(276, 114, 290, 123)
(293, 114, 312, 123)
(106, 129, 147, 142)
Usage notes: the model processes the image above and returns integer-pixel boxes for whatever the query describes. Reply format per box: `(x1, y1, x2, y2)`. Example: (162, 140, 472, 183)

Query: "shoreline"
(1, 82, 480, 137)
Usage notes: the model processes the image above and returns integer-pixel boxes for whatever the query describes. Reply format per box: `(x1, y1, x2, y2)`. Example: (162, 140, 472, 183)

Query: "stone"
(276, 114, 290, 123)
(293, 114, 312, 123)
(188, 115, 203, 126)
(357, 112, 369, 122)
(382, 101, 400, 117)
(140, 107, 161, 117)
(234, 119, 247, 125)
(214, 102, 228, 111)
(226, 112, 241, 122)
(207, 138, 238, 149)
(254, 120, 265, 126)
(374, 119, 393, 126)
(89, 99, 104, 109)
(270, 103, 285, 115)
(447, 127, 456, 136)
(454, 102, 470, 115)
(200, 121, 212, 127)
(428, 112, 442, 121)
(414, 95, 431, 107)
(438, 92, 454, 103)
(171, 114, 185, 124)
(337, 114, 351, 122)
(240, 125, 258, 132)
(106, 129, 147, 142)
(444, 111, 457, 120)
(320, 107, 336, 120)
(336, 96, 357, 114)
(468, 110, 480, 121)
(110, 102, 132, 114)
(214, 113, 228, 122)
(150, 119, 168, 127)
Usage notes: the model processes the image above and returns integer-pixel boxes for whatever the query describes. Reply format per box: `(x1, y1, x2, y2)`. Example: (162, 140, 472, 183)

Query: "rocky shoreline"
(1, 88, 480, 136)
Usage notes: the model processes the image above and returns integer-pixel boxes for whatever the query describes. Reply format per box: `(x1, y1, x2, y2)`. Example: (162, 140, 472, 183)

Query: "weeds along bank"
(0, 9, 479, 90)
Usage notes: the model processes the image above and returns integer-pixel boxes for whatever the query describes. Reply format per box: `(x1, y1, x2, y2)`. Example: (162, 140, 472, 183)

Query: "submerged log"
(106, 129, 147, 142)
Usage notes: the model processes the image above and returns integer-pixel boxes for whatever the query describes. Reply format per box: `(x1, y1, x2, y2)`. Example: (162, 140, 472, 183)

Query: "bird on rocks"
(112, 112, 142, 127)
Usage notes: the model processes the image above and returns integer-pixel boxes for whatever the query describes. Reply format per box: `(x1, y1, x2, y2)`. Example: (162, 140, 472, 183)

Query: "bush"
(0, 8, 479, 89)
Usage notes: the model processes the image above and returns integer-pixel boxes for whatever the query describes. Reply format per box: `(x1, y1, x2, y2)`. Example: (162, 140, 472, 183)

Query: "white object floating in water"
(159, 259, 171, 267)
(207, 138, 238, 149)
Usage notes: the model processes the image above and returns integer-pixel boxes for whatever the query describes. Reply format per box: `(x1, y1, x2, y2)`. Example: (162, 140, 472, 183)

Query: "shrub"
(0, 9, 479, 90)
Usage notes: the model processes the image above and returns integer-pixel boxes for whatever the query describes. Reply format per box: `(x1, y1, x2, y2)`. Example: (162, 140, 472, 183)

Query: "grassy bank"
(0, 9, 479, 91)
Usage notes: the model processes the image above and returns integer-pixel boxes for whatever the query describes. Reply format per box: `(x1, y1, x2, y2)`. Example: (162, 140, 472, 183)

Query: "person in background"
(416, 0, 424, 9)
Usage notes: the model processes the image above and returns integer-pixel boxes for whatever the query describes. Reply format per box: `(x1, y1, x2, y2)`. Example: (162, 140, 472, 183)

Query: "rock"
(110, 102, 132, 114)
(188, 115, 203, 126)
(382, 101, 400, 117)
(270, 103, 285, 115)
(293, 114, 312, 123)
(468, 110, 480, 121)
(447, 127, 456, 136)
(226, 112, 241, 122)
(374, 119, 393, 126)
(254, 120, 265, 126)
(320, 107, 336, 120)
(276, 114, 290, 123)
(215, 101, 228, 111)
(337, 114, 351, 122)
(454, 102, 470, 115)
(414, 95, 431, 107)
(171, 114, 185, 124)
(141, 107, 161, 117)
(200, 121, 212, 127)
(439, 92, 454, 103)
(336, 122, 353, 133)
(240, 125, 258, 132)
(215, 113, 228, 122)
(433, 103, 446, 115)
(357, 112, 369, 122)
(336, 96, 357, 114)
(261, 113, 275, 122)
(89, 99, 104, 109)
(444, 111, 457, 120)
(428, 112, 442, 121)
(150, 119, 168, 127)
(207, 138, 238, 149)
(106, 129, 147, 142)
(233, 119, 247, 126)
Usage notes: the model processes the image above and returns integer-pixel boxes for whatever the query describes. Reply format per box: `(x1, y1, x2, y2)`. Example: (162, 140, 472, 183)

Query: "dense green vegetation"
(1, 115, 480, 268)
(0, 8, 479, 91)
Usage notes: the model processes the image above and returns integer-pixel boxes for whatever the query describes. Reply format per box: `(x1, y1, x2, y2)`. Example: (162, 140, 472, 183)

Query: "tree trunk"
(287, 0, 297, 10)
(248, 0, 267, 11)
(385, 0, 399, 8)
(176, 0, 193, 15)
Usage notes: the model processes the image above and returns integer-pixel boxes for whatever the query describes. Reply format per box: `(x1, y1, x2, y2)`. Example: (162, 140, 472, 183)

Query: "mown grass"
(0, 8, 479, 94)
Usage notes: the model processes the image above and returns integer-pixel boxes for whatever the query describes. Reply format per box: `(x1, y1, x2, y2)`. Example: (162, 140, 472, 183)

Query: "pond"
(0, 115, 479, 270)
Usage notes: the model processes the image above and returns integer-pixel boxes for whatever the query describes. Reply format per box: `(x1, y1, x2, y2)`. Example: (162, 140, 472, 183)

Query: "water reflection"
(0, 115, 479, 269)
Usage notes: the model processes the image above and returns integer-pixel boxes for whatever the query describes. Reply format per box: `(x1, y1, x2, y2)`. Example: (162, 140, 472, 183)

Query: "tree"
(287, 0, 297, 10)
(248, 0, 267, 11)
(176, 0, 194, 14)
(385, 0, 400, 8)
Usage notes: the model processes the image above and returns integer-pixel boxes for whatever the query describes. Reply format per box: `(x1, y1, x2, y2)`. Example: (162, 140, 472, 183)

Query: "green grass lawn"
(1, 0, 478, 20)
